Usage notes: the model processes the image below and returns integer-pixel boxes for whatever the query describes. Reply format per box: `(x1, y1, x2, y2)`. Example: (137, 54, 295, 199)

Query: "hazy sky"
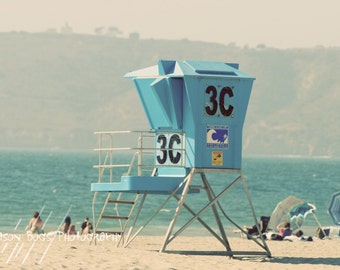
(1, 0, 339, 49)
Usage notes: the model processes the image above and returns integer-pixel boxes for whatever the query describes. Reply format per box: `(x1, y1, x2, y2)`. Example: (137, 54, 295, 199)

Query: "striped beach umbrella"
(328, 191, 340, 226)
(289, 202, 316, 228)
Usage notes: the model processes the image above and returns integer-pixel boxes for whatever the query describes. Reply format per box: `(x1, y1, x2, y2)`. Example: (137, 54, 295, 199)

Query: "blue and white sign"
(206, 125, 229, 149)
(155, 133, 184, 166)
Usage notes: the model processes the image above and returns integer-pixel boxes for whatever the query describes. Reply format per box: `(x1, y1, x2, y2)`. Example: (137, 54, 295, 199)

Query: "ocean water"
(1, 150, 339, 236)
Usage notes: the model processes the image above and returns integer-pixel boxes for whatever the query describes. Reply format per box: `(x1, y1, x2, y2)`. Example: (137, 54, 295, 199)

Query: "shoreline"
(1, 224, 338, 238)
(1, 234, 340, 269)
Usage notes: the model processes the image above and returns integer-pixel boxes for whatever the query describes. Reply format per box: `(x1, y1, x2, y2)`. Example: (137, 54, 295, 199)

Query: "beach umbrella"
(268, 196, 303, 231)
(268, 196, 321, 231)
(328, 191, 340, 226)
(289, 202, 316, 228)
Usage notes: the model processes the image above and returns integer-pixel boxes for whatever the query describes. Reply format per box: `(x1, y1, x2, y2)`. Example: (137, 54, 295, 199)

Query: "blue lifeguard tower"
(91, 60, 271, 257)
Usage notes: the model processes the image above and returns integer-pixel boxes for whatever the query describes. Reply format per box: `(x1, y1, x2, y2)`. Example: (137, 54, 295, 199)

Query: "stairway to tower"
(92, 191, 139, 237)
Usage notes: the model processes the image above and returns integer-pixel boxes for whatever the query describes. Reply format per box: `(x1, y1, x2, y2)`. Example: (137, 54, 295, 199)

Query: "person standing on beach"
(28, 211, 44, 234)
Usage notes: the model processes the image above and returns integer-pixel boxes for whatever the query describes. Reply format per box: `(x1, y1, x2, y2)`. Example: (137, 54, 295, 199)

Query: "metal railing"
(93, 130, 186, 183)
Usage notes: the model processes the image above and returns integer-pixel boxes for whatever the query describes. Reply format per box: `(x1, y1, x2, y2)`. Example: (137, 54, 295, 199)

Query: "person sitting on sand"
(277, 222, 292, 238)
(270, 221, 292, 240)
(28, 211, 44, 234)
(82, 222, 93, 235)
(67, 224, 77, 235)
(61, 216, 72, 234)
(80, 217, 89, 234)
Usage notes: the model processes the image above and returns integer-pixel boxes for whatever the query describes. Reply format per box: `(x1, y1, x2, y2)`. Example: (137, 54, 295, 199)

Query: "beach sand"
(1, 233, 339, 269)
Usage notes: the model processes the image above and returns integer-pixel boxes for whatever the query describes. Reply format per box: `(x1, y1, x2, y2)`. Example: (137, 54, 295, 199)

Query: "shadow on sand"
(164, 250, 340, 267)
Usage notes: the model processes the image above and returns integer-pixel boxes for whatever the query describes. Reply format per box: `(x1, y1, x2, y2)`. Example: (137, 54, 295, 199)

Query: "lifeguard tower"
(91, 60, 271, 257)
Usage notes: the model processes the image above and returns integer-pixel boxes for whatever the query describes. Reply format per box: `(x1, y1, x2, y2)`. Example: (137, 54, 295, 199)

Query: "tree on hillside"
(129, 32, 140, 40)
(45, 28, 58, 34)
(61, 23, 73, 35)
(106, 26, 122, 37)
(94, 27, 105, 35)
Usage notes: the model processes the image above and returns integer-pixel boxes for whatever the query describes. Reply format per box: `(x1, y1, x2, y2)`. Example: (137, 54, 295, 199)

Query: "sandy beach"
(1, 232, 339, 270)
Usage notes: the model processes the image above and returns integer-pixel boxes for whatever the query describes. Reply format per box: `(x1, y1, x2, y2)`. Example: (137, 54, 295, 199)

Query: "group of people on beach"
(27, 211, 93, 235)
(244, 218, 313, 241)
(269, 221, 313, 241)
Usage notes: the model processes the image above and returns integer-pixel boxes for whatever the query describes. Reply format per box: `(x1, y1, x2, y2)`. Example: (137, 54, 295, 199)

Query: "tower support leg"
(160, 168, 195, 252)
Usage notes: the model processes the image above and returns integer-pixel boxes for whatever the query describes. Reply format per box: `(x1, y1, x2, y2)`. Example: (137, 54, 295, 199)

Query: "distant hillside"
(0, 32, 339, 157)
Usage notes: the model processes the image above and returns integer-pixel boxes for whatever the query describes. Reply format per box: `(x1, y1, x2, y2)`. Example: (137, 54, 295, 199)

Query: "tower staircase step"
(107, 200, 135, 204)
(95, 230, 123, 235)
(101, 215, 129, 220)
